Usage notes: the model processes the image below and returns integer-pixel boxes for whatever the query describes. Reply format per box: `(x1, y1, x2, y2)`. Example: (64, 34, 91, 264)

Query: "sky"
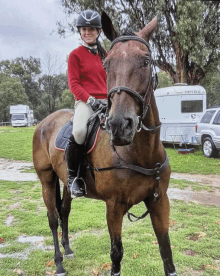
(0, 0, 79, 74)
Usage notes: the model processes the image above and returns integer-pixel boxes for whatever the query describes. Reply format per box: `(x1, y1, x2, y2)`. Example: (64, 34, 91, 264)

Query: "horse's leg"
(60, 185, 74, 257)
(40, 170, 66, 276)
(145, 194, 177, 276)
(106, 200, 126, 276)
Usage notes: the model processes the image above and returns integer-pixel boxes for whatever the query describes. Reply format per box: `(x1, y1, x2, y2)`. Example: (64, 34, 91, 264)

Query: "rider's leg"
(66, 101, 93, 197)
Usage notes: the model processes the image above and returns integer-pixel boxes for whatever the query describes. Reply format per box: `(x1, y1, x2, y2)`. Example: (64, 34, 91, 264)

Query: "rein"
(89, 34, 168, 222)
(105, 34, 160, 132)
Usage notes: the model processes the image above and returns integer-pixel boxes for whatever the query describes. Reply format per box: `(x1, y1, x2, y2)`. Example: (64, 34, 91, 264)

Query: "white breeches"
(72, 100, 94, 145)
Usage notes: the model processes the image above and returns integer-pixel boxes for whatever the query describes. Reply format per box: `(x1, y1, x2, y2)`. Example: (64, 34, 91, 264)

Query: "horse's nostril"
(123, 118, 133, 130)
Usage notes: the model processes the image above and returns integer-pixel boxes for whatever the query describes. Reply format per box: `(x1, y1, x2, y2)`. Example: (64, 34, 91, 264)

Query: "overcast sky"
(0, 0, 79, 74)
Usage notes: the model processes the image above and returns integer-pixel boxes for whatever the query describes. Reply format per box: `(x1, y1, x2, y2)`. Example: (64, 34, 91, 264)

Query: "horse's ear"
(101, 11, 118, 41)
(138, 16, 157, 42)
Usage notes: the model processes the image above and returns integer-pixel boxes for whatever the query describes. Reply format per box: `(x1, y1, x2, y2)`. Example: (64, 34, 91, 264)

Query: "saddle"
(55, 107, 106, 154)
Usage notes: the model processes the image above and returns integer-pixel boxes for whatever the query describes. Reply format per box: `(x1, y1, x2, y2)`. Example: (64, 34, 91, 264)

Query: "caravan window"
(181, 100, 203, 113)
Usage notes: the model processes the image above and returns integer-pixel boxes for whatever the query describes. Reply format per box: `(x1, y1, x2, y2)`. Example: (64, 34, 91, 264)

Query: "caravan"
(155, 84, 206, 145)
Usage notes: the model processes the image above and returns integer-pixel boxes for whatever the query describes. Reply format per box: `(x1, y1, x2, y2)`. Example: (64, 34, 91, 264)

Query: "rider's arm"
(68, 51, 90, 102)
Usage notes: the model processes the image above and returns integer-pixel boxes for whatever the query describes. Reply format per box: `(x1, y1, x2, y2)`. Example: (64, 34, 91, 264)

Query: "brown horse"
(33, 13, 177, 276)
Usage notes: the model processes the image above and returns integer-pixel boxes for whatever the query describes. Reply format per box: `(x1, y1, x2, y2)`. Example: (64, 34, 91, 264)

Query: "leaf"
(101, 263, 111, 270)
(152, 240, 158, 245)
(169, 220, 176, 226)
(13, 269, 23, 275)
(92, 268, 99, 275)
(133, 253, 138, 259)
(58, 232, 62, 237)
(46, 260, 55, 267)
(0, 238, 4, 243)
(215, 221, 219, 225)
(197, 232, 206, 238)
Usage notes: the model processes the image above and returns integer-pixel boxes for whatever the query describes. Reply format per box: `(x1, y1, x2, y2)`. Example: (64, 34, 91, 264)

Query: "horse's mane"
(121, 28, 136, 36)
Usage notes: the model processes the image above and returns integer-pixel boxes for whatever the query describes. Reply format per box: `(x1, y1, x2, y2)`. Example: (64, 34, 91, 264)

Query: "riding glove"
(87, 96, 103, 112)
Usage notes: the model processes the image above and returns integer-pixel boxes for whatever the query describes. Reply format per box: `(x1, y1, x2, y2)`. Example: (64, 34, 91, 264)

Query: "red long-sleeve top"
(68, 46, 107, 102)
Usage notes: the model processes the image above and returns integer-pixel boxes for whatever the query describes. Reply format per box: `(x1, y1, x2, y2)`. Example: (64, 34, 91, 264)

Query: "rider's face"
(80, 27, 100, 45)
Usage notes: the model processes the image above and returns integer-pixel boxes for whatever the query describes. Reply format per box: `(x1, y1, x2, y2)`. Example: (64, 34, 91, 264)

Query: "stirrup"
(68, 177, 87, 198)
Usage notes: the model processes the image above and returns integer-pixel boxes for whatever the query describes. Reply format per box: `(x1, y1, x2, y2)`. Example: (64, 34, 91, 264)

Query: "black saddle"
(55, 107, 106, 153)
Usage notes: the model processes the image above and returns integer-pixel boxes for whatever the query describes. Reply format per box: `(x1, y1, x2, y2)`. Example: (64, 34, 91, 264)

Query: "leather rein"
(89, 35, 169, 222)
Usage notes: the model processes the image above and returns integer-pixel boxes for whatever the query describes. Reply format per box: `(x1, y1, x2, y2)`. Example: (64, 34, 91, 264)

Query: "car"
(195, 106, 220, 157)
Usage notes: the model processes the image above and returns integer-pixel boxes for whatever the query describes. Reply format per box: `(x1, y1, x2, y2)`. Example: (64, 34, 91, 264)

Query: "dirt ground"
(0, 158, 220, 207)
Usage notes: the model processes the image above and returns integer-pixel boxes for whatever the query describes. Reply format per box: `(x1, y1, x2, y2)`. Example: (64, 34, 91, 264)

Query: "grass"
(0, 126, 34, 161)
(0, 126, 219, 275)
(169, 179, 220, 192)
(166, 146, 220, 175)
(0, 126, 219, 175)
(0, 180, 219, 275)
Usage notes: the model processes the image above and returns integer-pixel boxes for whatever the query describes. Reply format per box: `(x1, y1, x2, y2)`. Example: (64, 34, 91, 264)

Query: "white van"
(155, 84, 207, 145)
(10, 105, 34, 127)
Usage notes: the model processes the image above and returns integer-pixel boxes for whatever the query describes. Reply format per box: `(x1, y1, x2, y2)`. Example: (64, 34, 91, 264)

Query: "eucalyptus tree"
(58, 0, 219, 84)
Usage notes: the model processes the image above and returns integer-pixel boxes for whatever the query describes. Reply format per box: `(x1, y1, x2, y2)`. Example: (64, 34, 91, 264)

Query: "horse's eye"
(142, 58, 150, 67)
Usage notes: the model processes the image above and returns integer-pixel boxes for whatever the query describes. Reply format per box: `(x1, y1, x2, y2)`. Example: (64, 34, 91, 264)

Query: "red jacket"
(68, 46, 107, 102)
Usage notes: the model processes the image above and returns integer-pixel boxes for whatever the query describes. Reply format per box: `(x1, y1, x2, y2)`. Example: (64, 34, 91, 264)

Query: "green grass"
(0, 180, 219, 275)
(169, 179, 219, 192)
(0, 126, 35, 161)
(0, 126, 220, 175)
(0, 126, 219, 275)
(166, 147, 220, 175)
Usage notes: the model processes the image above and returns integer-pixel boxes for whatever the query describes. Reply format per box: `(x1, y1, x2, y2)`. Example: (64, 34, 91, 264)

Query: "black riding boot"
(65, 134, 86, 198)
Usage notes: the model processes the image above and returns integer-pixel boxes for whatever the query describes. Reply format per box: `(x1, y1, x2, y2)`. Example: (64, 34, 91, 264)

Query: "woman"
(66, 10, 107, 198)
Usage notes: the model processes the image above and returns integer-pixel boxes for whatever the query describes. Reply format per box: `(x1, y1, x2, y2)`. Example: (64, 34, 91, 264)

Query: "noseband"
(107, 35, 159, 133)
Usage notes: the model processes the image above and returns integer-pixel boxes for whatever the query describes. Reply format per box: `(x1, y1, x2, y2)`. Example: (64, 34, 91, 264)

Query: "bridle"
(106, 35, 160, 133)
(88, 35, 168, 222)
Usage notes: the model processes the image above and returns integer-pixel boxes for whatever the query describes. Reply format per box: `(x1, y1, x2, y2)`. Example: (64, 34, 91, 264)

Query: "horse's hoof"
(64, 253, 74, 259)
(54, 267, 67, 276)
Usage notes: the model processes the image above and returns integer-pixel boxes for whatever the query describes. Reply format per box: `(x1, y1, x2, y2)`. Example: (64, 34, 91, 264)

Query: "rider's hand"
(87, 97, 103, 112)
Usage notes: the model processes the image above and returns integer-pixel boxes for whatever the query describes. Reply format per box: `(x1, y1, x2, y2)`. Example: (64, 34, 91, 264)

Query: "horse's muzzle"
(106, 115, 136, 146)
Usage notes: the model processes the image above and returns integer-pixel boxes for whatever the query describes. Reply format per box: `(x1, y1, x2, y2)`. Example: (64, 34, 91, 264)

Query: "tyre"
(202, 137, 218, 158)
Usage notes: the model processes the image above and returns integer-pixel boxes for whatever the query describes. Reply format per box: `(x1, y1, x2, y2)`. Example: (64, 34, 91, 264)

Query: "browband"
(110, 35, 151, 51)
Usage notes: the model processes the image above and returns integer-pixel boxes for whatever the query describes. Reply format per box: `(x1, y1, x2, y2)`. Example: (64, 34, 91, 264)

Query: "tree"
(157, 70, 173, 88)
(0, 57, 41, 109)
(55, 89, 75, 110)
(201, 67, 220, 108)
(0, 74, 29, 121)
(39, 73, 69, 114)
(58, 0, 220, 85)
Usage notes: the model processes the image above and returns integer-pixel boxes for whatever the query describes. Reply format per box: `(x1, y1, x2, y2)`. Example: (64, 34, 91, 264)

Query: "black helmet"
(76, 10, 102, 29)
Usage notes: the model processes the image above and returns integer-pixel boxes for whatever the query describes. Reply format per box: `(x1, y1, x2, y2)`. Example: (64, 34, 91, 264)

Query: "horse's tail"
(55, 174, 62, 225)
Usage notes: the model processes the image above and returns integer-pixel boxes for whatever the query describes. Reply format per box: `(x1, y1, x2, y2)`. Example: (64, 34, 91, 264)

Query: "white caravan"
(10, 105, 34, 127)
(155, 84, 206, 145)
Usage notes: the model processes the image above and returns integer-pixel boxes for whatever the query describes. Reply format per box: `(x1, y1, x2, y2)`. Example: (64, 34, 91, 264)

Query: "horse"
(33, 12, 177, 276)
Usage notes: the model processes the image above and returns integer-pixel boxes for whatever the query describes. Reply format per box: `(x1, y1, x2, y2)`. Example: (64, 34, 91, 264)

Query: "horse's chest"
(94, 171, 156, 202)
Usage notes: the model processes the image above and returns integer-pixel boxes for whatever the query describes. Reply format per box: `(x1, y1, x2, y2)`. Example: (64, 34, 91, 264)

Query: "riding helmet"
(76, 10, 102, 29)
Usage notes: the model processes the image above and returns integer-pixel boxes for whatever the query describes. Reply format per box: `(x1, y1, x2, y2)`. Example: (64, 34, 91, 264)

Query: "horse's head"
(102, 12, 157, 146)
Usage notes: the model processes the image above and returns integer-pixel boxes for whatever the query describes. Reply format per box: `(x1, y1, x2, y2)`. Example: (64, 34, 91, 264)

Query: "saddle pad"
(55, 119, 101, 154)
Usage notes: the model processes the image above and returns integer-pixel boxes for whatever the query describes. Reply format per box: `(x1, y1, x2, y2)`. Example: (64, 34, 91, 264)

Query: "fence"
(0, 122, 11, 126)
